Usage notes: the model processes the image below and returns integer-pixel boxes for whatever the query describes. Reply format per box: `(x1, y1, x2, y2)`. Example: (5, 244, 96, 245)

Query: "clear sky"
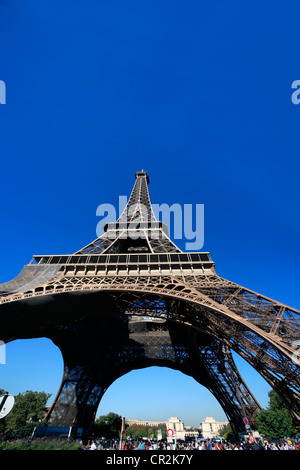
(0, 1, 299, 428)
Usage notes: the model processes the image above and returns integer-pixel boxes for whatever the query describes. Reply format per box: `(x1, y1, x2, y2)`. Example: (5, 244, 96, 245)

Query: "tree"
(4, 390, 51, 435)
(257, 409, 294, 440)
(125, 423, 167, 440)
(268, 390, 289, 411)
(126, 424, 146, 440)
(0, 388, 9, 435)
(157, 424, 167, 439)
(257, 390, 296, 440)
(219, 423, 236, 442)
(93, 412, 123, 439)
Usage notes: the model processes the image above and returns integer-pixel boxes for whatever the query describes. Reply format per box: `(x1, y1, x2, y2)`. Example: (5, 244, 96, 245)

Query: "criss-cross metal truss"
(0, 170, 299, 437)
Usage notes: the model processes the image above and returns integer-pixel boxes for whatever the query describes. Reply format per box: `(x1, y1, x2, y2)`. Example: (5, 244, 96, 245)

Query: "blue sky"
(0, 1, 299, 427)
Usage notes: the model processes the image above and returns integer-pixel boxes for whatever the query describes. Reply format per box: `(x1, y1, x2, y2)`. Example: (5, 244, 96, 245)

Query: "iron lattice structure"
(0, 170, 299, 436)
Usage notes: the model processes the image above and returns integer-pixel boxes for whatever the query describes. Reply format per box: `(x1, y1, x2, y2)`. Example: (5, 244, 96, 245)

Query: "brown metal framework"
(0, 170, 299, 437)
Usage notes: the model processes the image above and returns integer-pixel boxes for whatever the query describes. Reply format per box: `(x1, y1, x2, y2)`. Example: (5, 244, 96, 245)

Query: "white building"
(125, 418, 166, 427)
(126, 416, 198, 441)
(200, 417, 228, 439)
(166, 417, 186, 440)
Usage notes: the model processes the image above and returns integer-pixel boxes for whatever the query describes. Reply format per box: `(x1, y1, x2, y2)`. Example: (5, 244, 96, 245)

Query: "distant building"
(125, 416, 199, 440)
(200, 417, 228, 439)
(125, 418, 166, 427)
(167, 417, 199, 440)
(166, 417, 185, 440)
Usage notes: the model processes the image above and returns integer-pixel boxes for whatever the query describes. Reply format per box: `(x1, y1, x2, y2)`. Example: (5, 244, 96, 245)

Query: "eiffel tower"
(0, 170, 299, 438)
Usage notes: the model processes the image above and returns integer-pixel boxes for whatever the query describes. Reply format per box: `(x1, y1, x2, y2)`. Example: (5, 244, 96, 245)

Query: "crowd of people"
(83, 438, 300, 451)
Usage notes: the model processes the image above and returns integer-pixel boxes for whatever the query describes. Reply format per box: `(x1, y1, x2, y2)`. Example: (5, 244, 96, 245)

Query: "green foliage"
(257, 409, 294, 440)
(0, 438, 82, 450)
(0, 389, 8, 435)
(219, 424, 231, 440)
(14, 422, 42, 439)
(125, 423, 167, 440)
(4, 390, 51, 435)
(268, 390, 288, 411)
(0, 389, 81, 450)
(219, 424, 237, 442)
(93, 412, 122, 439)
(257, 390, 296, 439)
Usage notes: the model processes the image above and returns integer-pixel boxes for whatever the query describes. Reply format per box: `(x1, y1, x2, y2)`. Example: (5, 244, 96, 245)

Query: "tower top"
(118, 170, 154, 224)
(74, 170, 181, 255)
(135, 170, 149, 184)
